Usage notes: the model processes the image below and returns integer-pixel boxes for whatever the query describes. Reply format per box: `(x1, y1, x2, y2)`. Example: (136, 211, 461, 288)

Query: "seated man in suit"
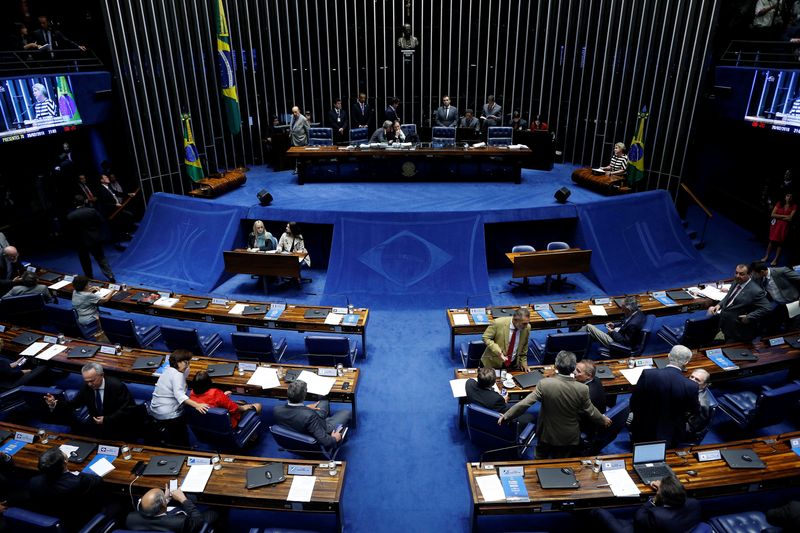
(126, 486, 217, 533)
(369, 120, 394, 143)
(685, 368, 712, 442)
(708, 263, 771, 342)
(591, 475, 702, 533)
(459, 109, 481, 132)
(45, 362, 136, 439)
(273, 380, 350, 448)
(2, 271, 54, 303)
(750, 260, 800, 332)
(583, 295, 646, 351)
(575, 359, 606, 413)
(480, 308, 531, 371)
(1, 246, 24, 283)
(466, 367, 534, 426)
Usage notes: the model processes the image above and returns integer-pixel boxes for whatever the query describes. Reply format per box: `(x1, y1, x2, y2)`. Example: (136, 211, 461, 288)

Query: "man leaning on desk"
(480, 308, 531, 371)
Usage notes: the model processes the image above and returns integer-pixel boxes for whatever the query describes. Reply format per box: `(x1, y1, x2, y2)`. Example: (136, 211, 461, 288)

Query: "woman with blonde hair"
(247, 220, 275, 252)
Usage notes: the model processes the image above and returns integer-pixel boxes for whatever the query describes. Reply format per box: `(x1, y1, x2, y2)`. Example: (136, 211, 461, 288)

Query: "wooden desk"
(223, 249, 308, 280)
(571, 167, 632, 195)
(35, 268, 370, 357)
(505, 248, 592, 292)
(452, 333, 800, 426)
(467, 431, 800, 530)
(0, 323, 360, 423)
(0, 421, 346, 530)
(285, 145, 533, 184)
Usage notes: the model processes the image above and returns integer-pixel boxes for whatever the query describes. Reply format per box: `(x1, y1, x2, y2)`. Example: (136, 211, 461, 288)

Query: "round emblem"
(629, 143, 644, 162)
(401, 161, 416, 177)
(217, 51, 234, 88)
(185, 145, 199, 162)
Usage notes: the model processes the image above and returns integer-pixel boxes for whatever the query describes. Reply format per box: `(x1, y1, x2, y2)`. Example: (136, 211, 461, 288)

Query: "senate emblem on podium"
(401, 161, 417, 177)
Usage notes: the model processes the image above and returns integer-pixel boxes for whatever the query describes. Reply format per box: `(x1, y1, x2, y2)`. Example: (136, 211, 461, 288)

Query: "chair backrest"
(0, 293, 45, 327)
(160, 325, 201, 352)
(546, 241, 570, 251)
(754, 380, 800, 427)
(511, 245, 535, 253)
(231, 332, 277, 362)
(186, 407, 236, 445)
(431, 127, 456, 147)
(631, 314, 656, 356)
(306, 352, 352, 367)
(465, 403, 518, 449)
(487, 126, 513, 146)
(270, 424, 333, 459)
(45, 304, 83, 338)
(680, 314, 721, 347)
(305, 335, 351, 355)
(3, 507, 63, 532)
(308, 127, 333, 146)
(400, 124, 417, 138)
(349, 127, 369, 145)
(542, 332, 590, 363)
(464, 340, 486, 367)
(99, 315, 138, 347)
(582, 398, 630, 455)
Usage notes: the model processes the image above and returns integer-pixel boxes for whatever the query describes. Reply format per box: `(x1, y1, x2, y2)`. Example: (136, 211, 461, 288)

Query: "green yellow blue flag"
(182, 114, 204, 182)
(627, 107, 648, 185)
(214, 0, 241, 135)
(56, 76, 80, 121)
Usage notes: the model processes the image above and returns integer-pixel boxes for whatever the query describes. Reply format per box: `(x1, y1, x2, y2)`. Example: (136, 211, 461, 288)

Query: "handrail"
(681, 183, 713, 219)
(720, 39, 800, 68)
(0, 49, 104, 74)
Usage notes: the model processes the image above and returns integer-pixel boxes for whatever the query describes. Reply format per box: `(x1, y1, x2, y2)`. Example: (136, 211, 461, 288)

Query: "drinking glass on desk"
(121, 446, 131, 460)
(37, 429, 48, 444)
(328, 462, 338, 476)
(212, 454, 221, 471)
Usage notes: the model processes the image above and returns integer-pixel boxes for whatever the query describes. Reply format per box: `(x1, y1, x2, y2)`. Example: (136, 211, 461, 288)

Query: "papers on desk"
(88, 457, 116, 477)
(247, 367, 280, 389)
(48, 279, 71, 290)
(265, 304, 285, 320)
(36, 344, 67, 360)
(181, 464, 214, 493)
(471, 142, 486, 148)
(154, 297, 180, 308)
(20, 342, 48, 356)
(59, 444, 79, 456)
(602, 469, 640, 497)
(508, 144, 527, 150)
(620, 366, 648, 385)
(324, 313, 344, 325)
(694, 285, 730, 302)
(342, 314, 359, 326)
(95, 288, 113, 299)
(297, 370, 335, 396)
(228, 303, 246, 315)
(452, 313, 470, 326)
(287, 475, 316, 502)
(476, 474, 506, 502)
(788, 301, 800, 319)
(589, 305, 608, 316)
(592, 167, 605, 174)
(450, 378, 471, 398)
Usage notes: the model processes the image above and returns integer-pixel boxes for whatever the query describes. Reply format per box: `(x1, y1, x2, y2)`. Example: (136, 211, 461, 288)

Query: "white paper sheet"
(228, 303, 246, 315)
(154, 297, 180, 308)
(287, 475, 316, 502)
(180, 464, 213, 493)
(48, 279, 71, 290)
(59, 444, 79, 456)
(452, 313, 470, 326)
(95, 288, 112, 298)
(589, 305, 608, 316)
(36, 344, 68, 360)
(21, 342, 48, 356)
(476, 474, 506, 502)
(788, 301, 800, 319)
(297, 371, 336, 396)
(246, 367, 280, 389)
(602, 469, 640, 497)
(449, 378, 470, 398)
(620, 367, 647, 385)
(697, 285, 730, 301)
(89, 457, 116, 477)
(324, 313, 344, 325)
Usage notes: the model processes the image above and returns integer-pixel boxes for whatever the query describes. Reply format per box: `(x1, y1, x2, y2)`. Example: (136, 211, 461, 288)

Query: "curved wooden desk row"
(0, 322, 360, 421)
(467, 431, 800, 527)
(0, 420, 345, 528)
(446, 281, 726, 356)
(34, 267, 370, 358)
(452, 333, 800, 424)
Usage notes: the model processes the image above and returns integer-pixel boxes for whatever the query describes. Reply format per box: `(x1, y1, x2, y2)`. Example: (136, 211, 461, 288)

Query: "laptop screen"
(633, 441, 666, 463)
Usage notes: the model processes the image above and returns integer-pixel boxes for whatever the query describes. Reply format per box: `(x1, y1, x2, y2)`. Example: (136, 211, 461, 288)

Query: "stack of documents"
(297, 371, 335, 396)
(602, 469, 640, 497)
(475, 474, 505, 502)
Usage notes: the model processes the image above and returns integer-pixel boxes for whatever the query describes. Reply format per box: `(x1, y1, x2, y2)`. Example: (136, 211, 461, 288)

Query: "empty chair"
(308, 127, 333, 146)
(718, 379, 800, 429)
(657, 314, 721, 348)
(399, 123, 417, 140)
(99, 315, 161, 348)
(529, 331, 590, 365)
(160, 324, 222, 357)
(349, 127, 369, 145)
(708, 511, 772, 533)
(3, 507, 115, 533)
(0, 293, 46, 328)
(459, 340, 486, 368)
(598, 314, 656, 358)
(45, 303, 84, 338)
(304, 335, 359, 366)
(231, 332, 287, 363)
(508, 245, 536, 290)
(487, 126, 513, 146)
(431, 126, 456, 147)
(579, 398, 630, 455)
(545, 241, 577, 289)
(270, 424, 341, 460)
(465, 403, 535, 459)
(185, 406, 262, 450)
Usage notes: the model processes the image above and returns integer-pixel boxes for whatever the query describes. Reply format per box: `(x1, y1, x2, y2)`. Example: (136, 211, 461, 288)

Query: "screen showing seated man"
(0, 75, 83, 143)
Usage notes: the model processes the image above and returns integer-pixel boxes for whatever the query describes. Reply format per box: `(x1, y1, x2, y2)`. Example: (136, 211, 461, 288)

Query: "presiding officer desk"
(0, 420, 347, 529)
(466, 431, 800, 529)
(223, 249, 308, 281)
(0, 322, 361, 422)
(34, 268, 370, 357)
(505, 248, 592, 293)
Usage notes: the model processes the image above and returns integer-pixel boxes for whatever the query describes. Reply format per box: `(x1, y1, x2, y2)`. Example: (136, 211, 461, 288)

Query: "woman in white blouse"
(276, 221, 311, 267)
(149, 349, 209, 445)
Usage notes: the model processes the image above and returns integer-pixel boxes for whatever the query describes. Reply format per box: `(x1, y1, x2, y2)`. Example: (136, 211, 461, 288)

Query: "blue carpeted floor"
(23, 164, 800, 532)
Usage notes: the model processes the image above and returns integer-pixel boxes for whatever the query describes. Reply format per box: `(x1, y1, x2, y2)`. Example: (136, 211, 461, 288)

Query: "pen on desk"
(596, 483, 611, 487)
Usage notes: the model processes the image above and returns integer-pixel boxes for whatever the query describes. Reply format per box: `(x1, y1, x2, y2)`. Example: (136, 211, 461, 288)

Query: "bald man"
(685, 369, 712, 441)
(289, 106, 309, 147)
(126, 486, 217, 532)
(1, 246, 24, 288)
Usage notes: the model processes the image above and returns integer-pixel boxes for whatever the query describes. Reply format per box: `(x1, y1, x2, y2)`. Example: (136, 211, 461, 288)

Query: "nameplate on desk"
(697, 450, 721, 462)
(99, 346, 117, 355)
(498, 466, 524, 477)
(769, 337, 785, 347)
(681, 306, 688, 312)
(635, 358, 653, 367)
(602, 460, 626, 471)
(157, 291, 171, 299)
(64, 275, 75, 282)
(469, 308, 487, 315)
(593, 298, 611, 305)
(288, 464, 313, 476)
(238, 362, 257, 372)
(265, 321, 275, 328)
(14, 432, 34, 444)
(98, 445, 119, 457)
(331, 307, 348, 315)
(187, 456, 211, 466)
(43, 335, 58, 344)
(333, 326, 342, 333)
(211, 298, 229, 306)
(26, 265, 37, 273)
(318, 368, 337, 377)
(108, 283, 121, 291)
(533, 304, 550, 311)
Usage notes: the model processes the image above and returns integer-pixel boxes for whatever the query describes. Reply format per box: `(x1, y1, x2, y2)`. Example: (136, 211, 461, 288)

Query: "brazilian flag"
(182, 114, 204, 182)
(627, 107, 649, 186)
(214, 0, 241, 135)
(56, 76, 80, 121)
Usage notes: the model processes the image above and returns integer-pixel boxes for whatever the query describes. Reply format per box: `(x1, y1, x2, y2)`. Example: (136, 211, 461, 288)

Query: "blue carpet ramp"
(113, 193, 248, 293)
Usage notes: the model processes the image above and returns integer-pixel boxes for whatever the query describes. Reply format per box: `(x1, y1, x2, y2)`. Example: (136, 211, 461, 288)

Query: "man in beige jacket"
(480, 308, 531, 371)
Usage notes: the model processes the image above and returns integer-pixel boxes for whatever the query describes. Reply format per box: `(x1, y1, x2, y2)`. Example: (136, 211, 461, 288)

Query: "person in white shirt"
(276, 221, 311, 267)
(149, 349, 209, 446)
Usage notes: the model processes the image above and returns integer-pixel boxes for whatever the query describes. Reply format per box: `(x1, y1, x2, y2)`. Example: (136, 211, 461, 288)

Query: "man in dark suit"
(126, 486, 216, 532)
(466, 367, 534, 426)
(384, 97, 401, 123)
(750, 260, 800, 332)
(0, 343, 49, 390)
(584, 295, 646, 350)
(0, 245, 23, 283)
(630, 345, 699, 447)
(575, 359, 607, 413)
(592, 475, 702, 533)
(75, 174, 97, 206)
(273, 380, 350, 449)
(351, 92, 373, 129)
(65, 195, 115, 281)
(327, 98, 349, 144)
(708, 263, 771, 342)
(44, 362, 135, 439)
(434, 95, 458, 127)
(500, 351, 611, 459)
(32, 15, 86, 51)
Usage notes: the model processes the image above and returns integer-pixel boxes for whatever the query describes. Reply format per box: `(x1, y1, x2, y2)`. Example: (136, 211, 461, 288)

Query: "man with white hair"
(630, 345, 699, 447)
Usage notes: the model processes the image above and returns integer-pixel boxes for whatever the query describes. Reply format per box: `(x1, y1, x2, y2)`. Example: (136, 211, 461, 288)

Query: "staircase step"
(685, 229, 697, 240)
(681, 219, 689, 228)
(692, 238, 704, 250)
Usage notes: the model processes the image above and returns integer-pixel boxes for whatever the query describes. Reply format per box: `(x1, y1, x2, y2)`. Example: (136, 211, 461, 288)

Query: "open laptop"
(632, 440, 674, 484)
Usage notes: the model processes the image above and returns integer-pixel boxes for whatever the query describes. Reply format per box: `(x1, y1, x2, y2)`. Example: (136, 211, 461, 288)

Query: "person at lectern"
(434, 95, 458, 127)
(247, 220, 275, 252)
(370, 120, 393, 143)
(277, 221, 311, 267)
(600, 142, 629, 178)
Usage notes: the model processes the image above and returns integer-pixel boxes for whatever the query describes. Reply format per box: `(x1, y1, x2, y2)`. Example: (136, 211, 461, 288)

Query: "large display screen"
(744, 69, 800, 135)
(0, 75, 83, 143)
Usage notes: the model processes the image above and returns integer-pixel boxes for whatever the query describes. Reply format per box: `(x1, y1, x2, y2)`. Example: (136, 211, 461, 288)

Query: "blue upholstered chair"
(431, 127, 456, 147)
(399, 123, 417, 140)
(545, 241, 577, 289)
(269, 424, 341, 460)
(231, 332, 287, 363)
(508, 245, 536, 289)
(487, 126, 513, 146)
(657, 314, 720, 348)
(718, 379, 800, 429)
(186, 406, 262, 450)
(4, 507, 115, 533)
(349, 127, 369, 145)
(99, 315, 161, 348)
(160, 325, 222, 357)
(681, 389, 718, 445)
(530, 331, 590, 364)
(0, 386, 63, 415)
(459, 340, 486, 368)
(308, 127, 333, 146)
(709, 511, 773, 533)
(598, 314, 656, 358)
(579, 398, 630, 455)
(45, 304, 83, 338)
(304, 335, 358, 366)
(465, 403, 535, 459)
(0, 293, 46, 327)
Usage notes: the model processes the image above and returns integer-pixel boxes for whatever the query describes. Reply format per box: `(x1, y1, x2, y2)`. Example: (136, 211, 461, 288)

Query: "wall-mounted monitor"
(744, 69, 800, 135)
(0, 74, 83, 143)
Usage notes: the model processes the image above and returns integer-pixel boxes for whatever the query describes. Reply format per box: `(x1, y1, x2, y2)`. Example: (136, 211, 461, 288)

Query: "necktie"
(94, 389, 103, 414)
(505, 328, 517, 368)
(361, 103, 365, 115)
(82, 184, 94, 201)
(725, 284, 743, 308)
